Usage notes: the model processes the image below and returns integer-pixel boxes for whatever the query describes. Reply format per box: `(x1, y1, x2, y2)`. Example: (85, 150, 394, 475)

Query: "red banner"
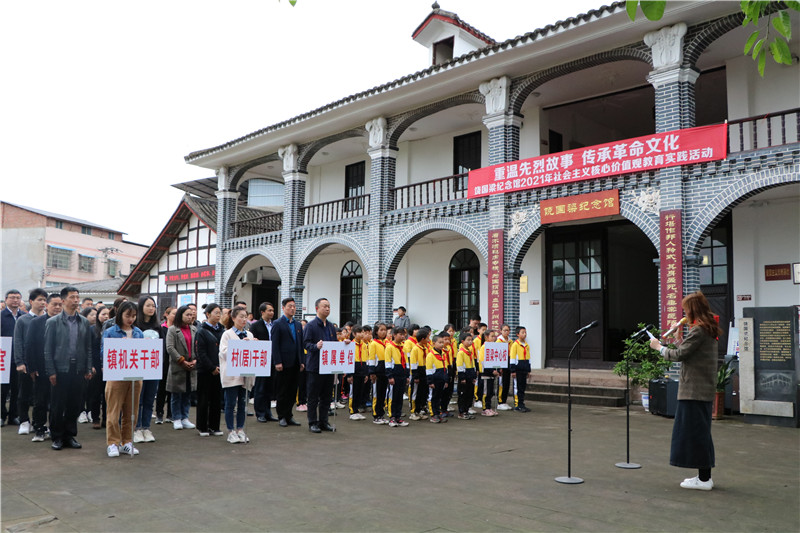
(660, 210, 683, 332)
(488, 230, 504, 331)
(540, 190, 619, 224)
(468, 124, 727, 198)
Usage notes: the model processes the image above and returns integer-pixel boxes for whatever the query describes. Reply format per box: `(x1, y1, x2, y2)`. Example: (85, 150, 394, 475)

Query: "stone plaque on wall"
(743, 306, 799, 403)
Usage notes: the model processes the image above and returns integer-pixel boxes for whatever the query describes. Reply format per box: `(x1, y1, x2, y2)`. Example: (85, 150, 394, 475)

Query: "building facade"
(0, 201, 147, 294)
(184, 2, 799, 370)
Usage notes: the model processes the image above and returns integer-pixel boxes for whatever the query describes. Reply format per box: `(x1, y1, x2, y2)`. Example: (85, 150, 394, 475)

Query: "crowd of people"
(1, 287, 533, 456)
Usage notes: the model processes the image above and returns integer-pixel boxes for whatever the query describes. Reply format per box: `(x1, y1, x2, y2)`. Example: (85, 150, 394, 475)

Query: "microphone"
(661, 317, 688, 338)
(575, 320, 599, 335)
(631, 324, 655, 339)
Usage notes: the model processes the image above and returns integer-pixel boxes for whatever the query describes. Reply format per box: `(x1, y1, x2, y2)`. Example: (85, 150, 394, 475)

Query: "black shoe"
(257, 417, 269, 423)
(8, 417, 20, 426)
(279, 418, 288, 427)
(51, 439, 63, 450)
(0, 419, 5, 427)
(320, 422, 335, 432)
(264, 414, 279, 422)
(308, 423, 321, 433)
(286, 418, 301, 426)
(66, 437, 82, 449)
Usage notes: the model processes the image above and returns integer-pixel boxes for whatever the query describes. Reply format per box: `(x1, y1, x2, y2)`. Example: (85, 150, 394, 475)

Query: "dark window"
(55, 221, 63, 229)
(108, 232, 115, 240)
(344, 161, 365, 212)
(433, 37, 454, 65)
(448, 249, 480, 330)
(78, 255, 95, 273)
(340, 260, 363, 324)
(699, 226, 729, 285)
(47, 246, 72, 270)
(453, 131, 481, 191)
(552, 239, 602, 292)
(549, 130, 563, 153)
(81, 226, 92, 236)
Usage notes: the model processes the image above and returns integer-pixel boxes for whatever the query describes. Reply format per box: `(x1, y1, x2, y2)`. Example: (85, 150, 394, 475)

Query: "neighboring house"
(182, 2, 799, 371)
(0, 201, 147, 293)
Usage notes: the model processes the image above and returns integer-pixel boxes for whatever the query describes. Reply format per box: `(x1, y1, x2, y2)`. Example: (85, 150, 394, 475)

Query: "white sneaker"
(349, 413, 362, 420)
(447, 405, 456, 411)
(680, 476, 713, 490)
(227, 431, 240, 444)
(173, 420, 183, 430)
(142, 429, 155, 442)
(468, 408, 477, 415)
(133, 429, 145, 443)
(372, 418, 388, 425)
(403, 393, 408, 400)
(107, 444, 119, 457)
(408, 413, 421, 421)
(198, 431, 210, 437)
(86, 412, 93, 423)
(497, 403, 512, 411)
(270, 400, 277, 408)
(473, 401, 483, 409)
(18, 421, 31, 435)
(212, 430, 224, 436)
(335, 402, 346, 409)
(78, 411, 88, 424)
(181, 419, 196, 429)
(121, 442, 140, 455)
(237, 429, 249, 443)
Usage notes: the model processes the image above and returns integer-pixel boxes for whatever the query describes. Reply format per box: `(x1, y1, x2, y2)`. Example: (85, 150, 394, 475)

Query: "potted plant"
(713, 358, 737, 420)
(613, 323, 672, 411)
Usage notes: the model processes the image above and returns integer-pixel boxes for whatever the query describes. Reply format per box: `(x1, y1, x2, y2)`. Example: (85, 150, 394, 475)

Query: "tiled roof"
(47, 277, 125, 295)
(185, 1, 625, 163)
(172, 177, 250, 203)
(412, 3, 497, 45)
(2, 201, 124, 234)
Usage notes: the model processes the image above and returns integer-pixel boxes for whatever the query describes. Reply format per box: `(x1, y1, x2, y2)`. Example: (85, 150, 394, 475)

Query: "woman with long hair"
(133, 296, 161, 443)
(77, 307, 98, 424)
(166, 306, 197, 430)
(89, 306, 109, 429)
(195, 303, 224, 437)
(218, 306, 255, 443)
(650, 291, 721, 491)
(155, 306, 176, 424)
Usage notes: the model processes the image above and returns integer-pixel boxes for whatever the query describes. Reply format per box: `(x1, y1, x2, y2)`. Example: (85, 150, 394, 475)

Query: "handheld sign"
(103, 338, 163, 381)
(0, 337, 11, 384)
(482, 342, 509, 369)
(226, 339, 271, 377)
(319, 342, 355, 375)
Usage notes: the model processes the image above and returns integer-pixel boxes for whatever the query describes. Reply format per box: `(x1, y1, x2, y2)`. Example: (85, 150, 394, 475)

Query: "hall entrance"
(546, 220, 658, 368)
(252, 280, 281, 313)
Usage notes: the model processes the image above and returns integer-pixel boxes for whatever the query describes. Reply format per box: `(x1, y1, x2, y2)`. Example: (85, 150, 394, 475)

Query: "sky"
(2, 0, 603, 246)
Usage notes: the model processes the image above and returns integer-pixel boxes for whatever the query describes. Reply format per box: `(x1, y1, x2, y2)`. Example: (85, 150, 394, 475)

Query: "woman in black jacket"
(195, 303, 224, 436)
(89, 307, 110, 429)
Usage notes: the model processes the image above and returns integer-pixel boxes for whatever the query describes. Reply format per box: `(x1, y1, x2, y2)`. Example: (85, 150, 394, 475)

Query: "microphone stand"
(555, 331, 587, 485)
(615, 331, 642, 469)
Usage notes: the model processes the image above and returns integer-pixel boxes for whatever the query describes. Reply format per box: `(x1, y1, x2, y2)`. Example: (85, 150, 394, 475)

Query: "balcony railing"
(232, 212, 283, 238)
(303, 194, 370, 225)
(392, 173, 468, 210)
(728, 107, 799, 153)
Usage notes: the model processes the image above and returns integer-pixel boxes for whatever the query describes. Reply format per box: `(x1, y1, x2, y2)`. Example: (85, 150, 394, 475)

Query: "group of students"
(340, 319, 532, 427)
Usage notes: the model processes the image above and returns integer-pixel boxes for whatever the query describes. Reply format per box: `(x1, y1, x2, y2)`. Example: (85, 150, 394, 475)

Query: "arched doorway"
(340, 260, 363, 325)
(448, 249, 480, 330)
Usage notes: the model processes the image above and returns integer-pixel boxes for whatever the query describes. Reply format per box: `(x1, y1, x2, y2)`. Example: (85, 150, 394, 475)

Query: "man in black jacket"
(1, 289, 25, 426)
(25, 293, 63, 442)
(250, 302, 277, 422)
(13, 288, 48, 435)
(270, 298, 304, 427)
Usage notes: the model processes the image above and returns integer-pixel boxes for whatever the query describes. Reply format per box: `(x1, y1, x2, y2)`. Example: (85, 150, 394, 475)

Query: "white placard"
(482, 342, 509, 369)
(226, 339, 271, 377)
(319, 342, 355, 375)
(0, 337, 11, 384)
(103, 338, 164, 381)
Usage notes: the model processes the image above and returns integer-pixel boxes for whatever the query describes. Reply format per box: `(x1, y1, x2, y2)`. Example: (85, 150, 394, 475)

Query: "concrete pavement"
(2, 401, 798, 532)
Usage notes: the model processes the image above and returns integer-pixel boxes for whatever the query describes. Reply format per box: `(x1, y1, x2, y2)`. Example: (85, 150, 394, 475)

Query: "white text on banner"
(227, 339, 271, 377)
(103, 338, 164, 381)
(319, 342, 355, 374)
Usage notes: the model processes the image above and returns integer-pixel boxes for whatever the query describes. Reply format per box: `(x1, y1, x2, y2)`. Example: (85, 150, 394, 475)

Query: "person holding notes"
(218, 306, 255, 444)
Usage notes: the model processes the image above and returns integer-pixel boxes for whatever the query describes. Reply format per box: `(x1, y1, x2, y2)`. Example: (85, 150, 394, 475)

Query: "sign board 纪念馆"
(319, 342, 355, 375)
(103, 338, 164, 381)
(226, 339, 271, 377)
(540, 190, 620, 224)
(764, 264, 791, 282)
(481, 342, 508, 369)
(0, 337, 11, 384)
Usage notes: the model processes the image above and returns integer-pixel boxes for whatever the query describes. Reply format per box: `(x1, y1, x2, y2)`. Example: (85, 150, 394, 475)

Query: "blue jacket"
(101, 324, 144, 369)
(271, 315, 303, 368)
(303, 316, 336, 373)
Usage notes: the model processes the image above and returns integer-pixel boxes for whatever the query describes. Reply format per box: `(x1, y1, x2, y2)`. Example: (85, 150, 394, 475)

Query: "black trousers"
(253, 376, 274, 418)
(428, 379, 445, 417)
(49, 366, 85, 441)
(390, 377, 406, 419)
(458, 376, 475, 414)
(481, 376, 495, 410)
(498, 367, 512, 404)
(275, 365, 299, 421)
(17, 370, 35, 423)
(413, 373, 428, 414)
(306, 372, 333, 425)
(32, 373, 51, 433)
(441, 372, 454, 412)
(371, 374, 388, 419)
(514, 370, 529, 407)
(1, 366, 19, 422)
(196, 371, 222, 432)
(297, 367, 307, 406)
(155, 351, 171, 419)
(88, 369, 106, 424)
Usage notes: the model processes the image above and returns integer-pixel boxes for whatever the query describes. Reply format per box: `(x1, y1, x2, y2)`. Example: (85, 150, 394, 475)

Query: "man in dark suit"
(2, 289, 25, 426)
(270, 297, 304, 427)
(249, 302, 277, 422)
(303, 297, 350, 433)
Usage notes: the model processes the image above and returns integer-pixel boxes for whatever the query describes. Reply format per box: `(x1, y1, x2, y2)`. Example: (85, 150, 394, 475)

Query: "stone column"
(279, 144, 307, 312)
(365, 117, 397, 324)
(214, 166, 239, 308)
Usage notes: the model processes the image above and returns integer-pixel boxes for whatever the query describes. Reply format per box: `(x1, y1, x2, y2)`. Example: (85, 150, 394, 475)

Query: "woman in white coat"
(218, 306, 255, 444)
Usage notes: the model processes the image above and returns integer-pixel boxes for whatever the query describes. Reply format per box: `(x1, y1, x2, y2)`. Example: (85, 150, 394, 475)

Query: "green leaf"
(752, 38, 764, 59)
(640, 0, 666, 21)
(785, 1, 800, 11)
(626, 0, 639, 20)
(289, 0, 296, 5)
(772, 11, 791, 40)
(772, 38, 793, 65)
(758, 48, 766, 77)
(744, 30, 760, 54)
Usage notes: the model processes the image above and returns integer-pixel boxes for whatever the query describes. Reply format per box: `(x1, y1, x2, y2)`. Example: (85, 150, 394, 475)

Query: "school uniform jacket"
(385, 341, 409, 381)
(456, 346, 477, 380)
(425, 349, 448, 382)
(510, 340, 531, 372)
(368, 339, 387, 376)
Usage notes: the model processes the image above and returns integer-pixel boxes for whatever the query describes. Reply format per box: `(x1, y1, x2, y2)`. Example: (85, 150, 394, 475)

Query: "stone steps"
(525, 369, 629, 408)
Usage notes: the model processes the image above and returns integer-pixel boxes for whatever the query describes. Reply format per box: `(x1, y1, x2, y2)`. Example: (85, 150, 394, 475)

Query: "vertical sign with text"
(488, 229, 505, 332)
(660, 210, 684, 332)
(0, 337, 11, 384)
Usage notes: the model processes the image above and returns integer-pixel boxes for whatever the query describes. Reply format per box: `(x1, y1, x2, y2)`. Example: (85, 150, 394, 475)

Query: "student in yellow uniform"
(403, 324, 420, 413)
(408, 327, 430, 421)
(456, 330, 477, 420)
(496, 324, 513, 411)
(473, 323, 489, 408)
(348, 327, 367, 420)
(510, 326, 532, 413)
(385, 327, 409, 427)
(425, 334, 449, 424)
(478, 329, 500, 417)
(368, 323, 389, 424)
(442, 324, 458, 416)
